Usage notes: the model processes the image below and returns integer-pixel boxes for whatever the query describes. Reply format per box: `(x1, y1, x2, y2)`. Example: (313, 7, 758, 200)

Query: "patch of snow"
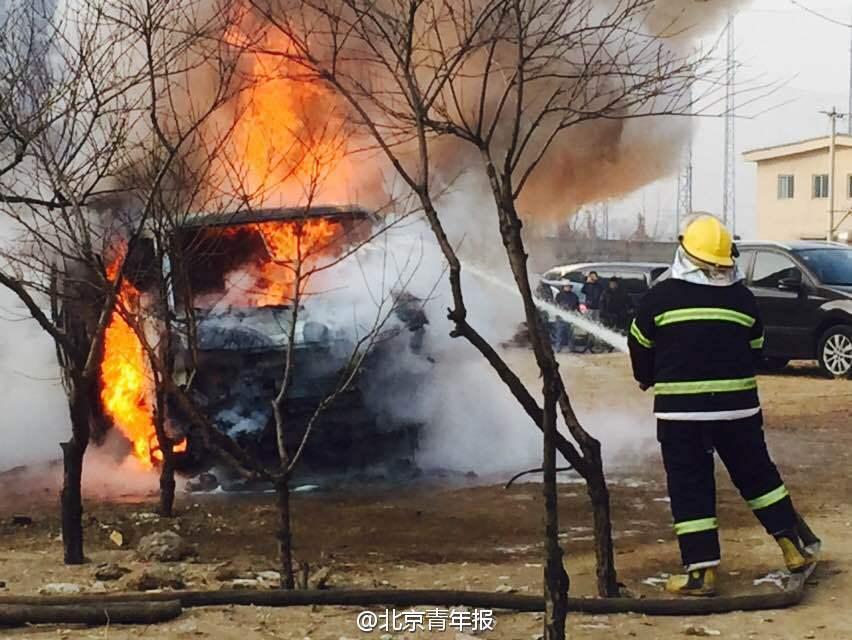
(753, 570, 789, 590)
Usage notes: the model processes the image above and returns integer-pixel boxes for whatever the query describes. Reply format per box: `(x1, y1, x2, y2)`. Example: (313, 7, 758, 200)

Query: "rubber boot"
(665, 567, 717, 597)
(775, 529, 817, 573)
(796, 512, 822, 556)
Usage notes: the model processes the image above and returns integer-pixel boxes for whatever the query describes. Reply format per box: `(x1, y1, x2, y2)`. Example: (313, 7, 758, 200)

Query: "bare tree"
(94, 0, 256, 516)
(0, 0, 151, 563)
(214, 95, 422, 586)
(239, 0, 725, 635)
(0, 0, 244, 557)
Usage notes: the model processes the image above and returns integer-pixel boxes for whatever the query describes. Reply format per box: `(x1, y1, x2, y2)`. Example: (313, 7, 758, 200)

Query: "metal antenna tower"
(722, 13, 736, 232)
(676, 131, 693, 236)
(848, 13, 852, 134)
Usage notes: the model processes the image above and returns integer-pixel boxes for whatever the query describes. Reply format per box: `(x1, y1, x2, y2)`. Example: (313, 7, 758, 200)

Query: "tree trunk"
(60, 384, 91, 565)
(159, 455, 176, 517)
(276, 476, 295, 589)
(558, 389, 620, 597)
(542, 380, 569, 640)
(586, 460, 619, 597)
(60, 439, 85, 565)
(154, 382, 176, 518)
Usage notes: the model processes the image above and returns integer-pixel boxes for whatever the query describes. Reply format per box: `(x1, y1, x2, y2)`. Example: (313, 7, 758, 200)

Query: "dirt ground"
(0, 351, 850, 639)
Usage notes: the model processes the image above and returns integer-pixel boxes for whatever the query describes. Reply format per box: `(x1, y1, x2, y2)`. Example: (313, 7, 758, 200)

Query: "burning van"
(96, 205, 426, 479)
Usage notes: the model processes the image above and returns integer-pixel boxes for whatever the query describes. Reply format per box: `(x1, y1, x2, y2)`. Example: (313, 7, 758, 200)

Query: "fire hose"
(0, 512, 822, 622)
(0, 569, 816, 625)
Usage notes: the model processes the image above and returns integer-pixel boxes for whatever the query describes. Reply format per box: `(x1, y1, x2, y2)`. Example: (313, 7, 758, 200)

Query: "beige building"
(743, 135, 852, 242)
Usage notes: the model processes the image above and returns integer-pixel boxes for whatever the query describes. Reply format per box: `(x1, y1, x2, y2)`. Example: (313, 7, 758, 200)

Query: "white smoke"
(0, 0, 752, 479)
(0, 290, 69, 470)
(300, 178, 657, 477)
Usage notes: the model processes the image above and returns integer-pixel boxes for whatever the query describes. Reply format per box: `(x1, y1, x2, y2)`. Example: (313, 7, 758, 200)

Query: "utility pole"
(822, 107, 846, 241)
(722, 13, 737, 233)
(848, 14, 852, 134)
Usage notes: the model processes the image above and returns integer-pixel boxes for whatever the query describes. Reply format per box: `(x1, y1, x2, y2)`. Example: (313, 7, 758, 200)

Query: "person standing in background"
(553, 283, 579, 352)
(581, 271, 604, 322)
(600, 277, 630, 332)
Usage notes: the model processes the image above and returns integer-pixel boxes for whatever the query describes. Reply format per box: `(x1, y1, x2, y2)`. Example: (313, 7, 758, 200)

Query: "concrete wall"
(753, 147, 852, 241)
(527, 238, 677, 273)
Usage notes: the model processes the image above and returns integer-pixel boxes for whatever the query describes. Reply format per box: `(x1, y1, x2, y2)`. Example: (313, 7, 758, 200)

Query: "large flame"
(228, 25, 350, 203)
(215, 218, 343, 307)
(100, 252, 185, 468)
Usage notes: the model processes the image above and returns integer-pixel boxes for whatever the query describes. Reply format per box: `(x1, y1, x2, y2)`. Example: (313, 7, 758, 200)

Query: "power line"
(789, 0, 852, 27)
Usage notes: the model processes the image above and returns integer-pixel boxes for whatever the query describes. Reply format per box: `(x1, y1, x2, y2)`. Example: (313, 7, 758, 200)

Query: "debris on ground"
(137, 530, 189, 562)
(124, 566, 186, 591)
(309, 566, 332, 589)
(213, 560, 254, 581)
(39, 583, 82, 595)
(256, 570, 282, 586)
(94, 563, 131, 581)
(230, 578, 261, 589)
(753, 571, 788, 590)
(188, 473, 220, 493)
(10, 515, 33, 526)
(109, 529, 124, 547)
(641, 575, 669, 587)
(130, 512, 161, 524)
(683, 625, 721, 636)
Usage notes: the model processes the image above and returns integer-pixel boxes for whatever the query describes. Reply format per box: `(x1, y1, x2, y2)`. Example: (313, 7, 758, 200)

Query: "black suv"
(653, 241, 852, 376)
(733, 242, 852, 378)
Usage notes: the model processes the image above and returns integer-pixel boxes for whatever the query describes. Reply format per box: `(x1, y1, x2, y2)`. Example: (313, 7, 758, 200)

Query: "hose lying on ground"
(505, 466, 574, 489)
(0, 600, 181, 627)
(0, 576, 811, 619)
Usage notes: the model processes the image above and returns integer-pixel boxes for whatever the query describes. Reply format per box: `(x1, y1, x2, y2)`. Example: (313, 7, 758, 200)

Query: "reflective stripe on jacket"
(627, 278, 765, 420)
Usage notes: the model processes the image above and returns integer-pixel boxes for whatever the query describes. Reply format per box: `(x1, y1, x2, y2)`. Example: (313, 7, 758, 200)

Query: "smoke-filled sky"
(613, 0, 852, 240)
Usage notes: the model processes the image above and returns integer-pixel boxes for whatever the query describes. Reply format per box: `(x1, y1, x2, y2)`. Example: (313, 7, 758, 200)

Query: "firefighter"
(628, 215, 819, 597)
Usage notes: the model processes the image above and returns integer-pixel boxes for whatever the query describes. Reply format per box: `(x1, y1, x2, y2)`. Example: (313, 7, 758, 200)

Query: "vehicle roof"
(736, 240, 851, 251)
(544, 261, 670, 273)
(179, 205, 373, 229)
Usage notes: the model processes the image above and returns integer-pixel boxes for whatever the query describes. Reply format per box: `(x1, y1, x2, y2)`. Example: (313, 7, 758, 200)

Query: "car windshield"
(794, 248, 852, 285)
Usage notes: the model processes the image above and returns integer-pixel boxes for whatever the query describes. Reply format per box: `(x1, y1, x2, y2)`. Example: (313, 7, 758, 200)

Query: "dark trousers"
(658, 412, 797, 569)
(552, 319, 574, 351)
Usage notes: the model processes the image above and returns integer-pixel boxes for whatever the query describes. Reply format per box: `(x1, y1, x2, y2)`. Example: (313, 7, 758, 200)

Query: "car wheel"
(818, 326, 852, 378)
(758, 357, 789, 372)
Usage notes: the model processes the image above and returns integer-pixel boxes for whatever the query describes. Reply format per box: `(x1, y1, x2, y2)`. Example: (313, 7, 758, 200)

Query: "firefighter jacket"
(627, 278, 765, 421)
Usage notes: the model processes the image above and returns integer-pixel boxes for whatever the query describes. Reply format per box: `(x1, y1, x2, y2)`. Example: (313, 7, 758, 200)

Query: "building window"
(777, 175, 795, 199)
(812, 174, 829, 198)
(847, 174, 852, 198)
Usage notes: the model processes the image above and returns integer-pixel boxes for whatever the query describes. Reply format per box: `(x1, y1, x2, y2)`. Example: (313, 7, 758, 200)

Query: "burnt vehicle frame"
(103, 205, 426, 476)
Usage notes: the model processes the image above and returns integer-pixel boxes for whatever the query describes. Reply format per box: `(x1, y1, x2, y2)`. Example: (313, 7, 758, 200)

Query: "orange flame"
(254, 218, 341, 306)
(100, 251, 186, 468)
(229, 26, 349, 202)
(216, 218, 343, 307)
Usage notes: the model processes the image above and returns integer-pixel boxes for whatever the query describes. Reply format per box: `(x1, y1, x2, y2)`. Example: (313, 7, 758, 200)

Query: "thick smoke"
(0, 289, 68, 469)
(309, 0, 753, 220)
(0, 0, 751, 482)
(301, 179, 656, 476)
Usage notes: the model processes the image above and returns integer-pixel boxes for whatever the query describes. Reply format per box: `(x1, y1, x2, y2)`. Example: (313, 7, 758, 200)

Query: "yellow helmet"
(680, 216, 735, 268)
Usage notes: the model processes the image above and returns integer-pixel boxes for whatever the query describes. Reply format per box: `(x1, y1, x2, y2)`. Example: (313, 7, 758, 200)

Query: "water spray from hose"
(461, 262, 629, 353)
